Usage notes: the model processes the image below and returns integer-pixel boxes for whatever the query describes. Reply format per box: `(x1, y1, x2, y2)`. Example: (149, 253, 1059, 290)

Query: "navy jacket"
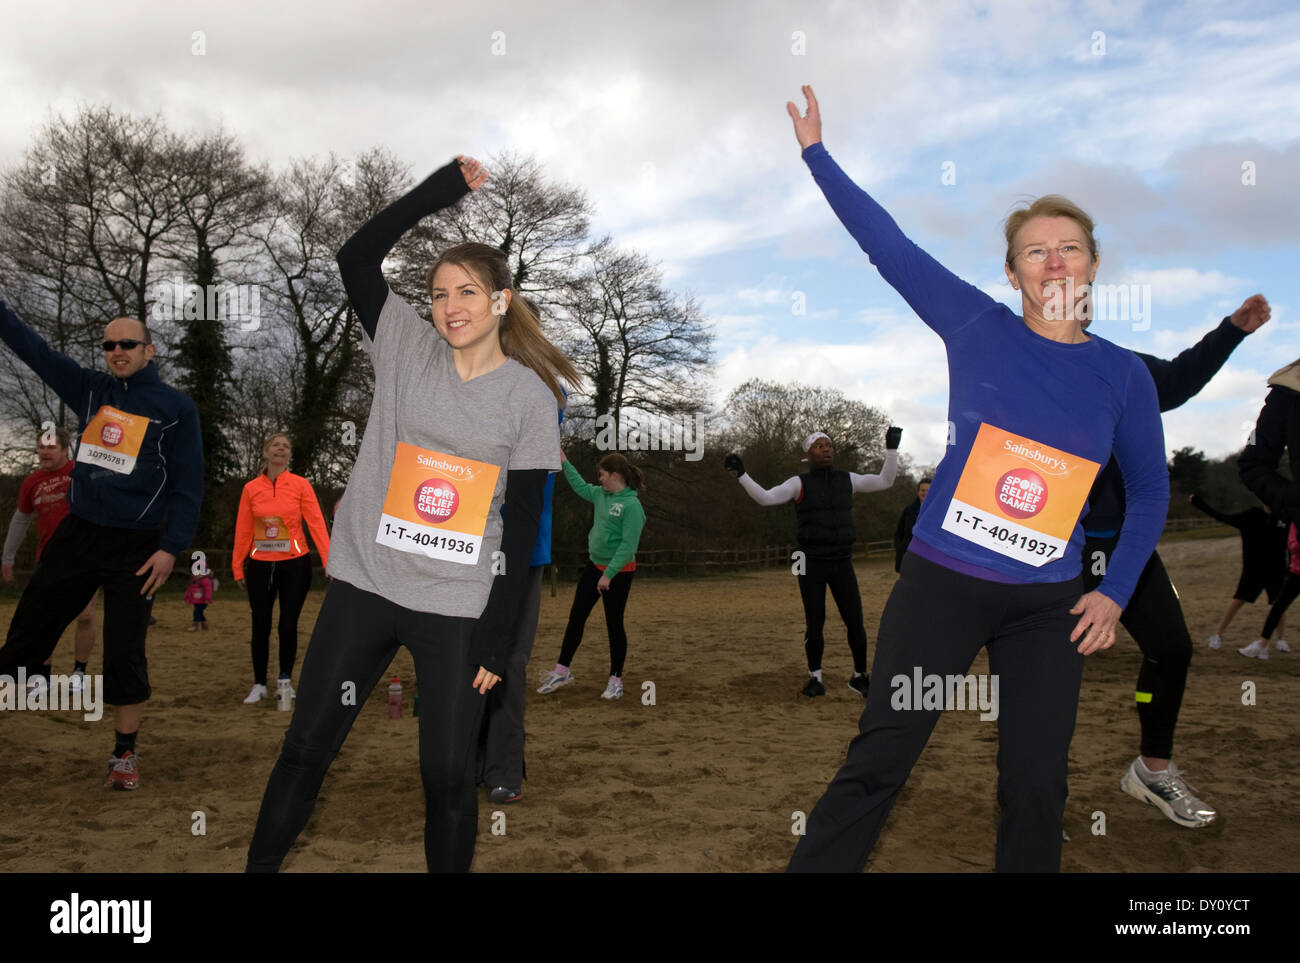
(1, 300, 204, 555)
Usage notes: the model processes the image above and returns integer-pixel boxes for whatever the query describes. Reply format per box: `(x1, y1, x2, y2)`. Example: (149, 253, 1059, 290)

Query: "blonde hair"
(261, 432, 292, 471)
(1004, 195, 1100, 268)
(427, 243, 579, 406)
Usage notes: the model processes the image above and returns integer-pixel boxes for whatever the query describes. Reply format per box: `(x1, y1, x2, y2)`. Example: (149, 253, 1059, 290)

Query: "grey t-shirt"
(328, 289, 562, 617)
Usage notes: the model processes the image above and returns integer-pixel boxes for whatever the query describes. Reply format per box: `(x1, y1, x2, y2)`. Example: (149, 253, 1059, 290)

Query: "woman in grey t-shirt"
(247, 156, 578, 873)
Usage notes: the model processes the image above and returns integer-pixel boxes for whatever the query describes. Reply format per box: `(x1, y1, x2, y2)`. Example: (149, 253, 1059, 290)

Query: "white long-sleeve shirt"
(1, 509, 34, 566)
(738, 450, 898, 506)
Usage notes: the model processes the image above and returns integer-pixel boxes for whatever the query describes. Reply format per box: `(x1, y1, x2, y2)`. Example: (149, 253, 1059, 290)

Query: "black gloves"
(885, 426, 903, 450)
(724, 453, 745, 478)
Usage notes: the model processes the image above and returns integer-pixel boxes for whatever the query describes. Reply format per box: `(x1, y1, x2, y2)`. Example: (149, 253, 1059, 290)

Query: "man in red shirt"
(2, 427, 98, 691)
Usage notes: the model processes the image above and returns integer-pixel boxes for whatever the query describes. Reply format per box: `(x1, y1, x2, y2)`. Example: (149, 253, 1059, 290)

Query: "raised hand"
(723, 453, 746, 478)
(1229, 294, 1270, 333)
(785, 85, 823, 150)
(885, 426, 903, 451)
(457, 155, 489, 191)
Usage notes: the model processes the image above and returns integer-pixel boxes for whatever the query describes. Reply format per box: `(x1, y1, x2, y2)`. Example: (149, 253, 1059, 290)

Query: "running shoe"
(26, 675, 47, 699)
(1237, 640, 1269, 660)
(801, 677, 826, 698)
(69, 669, 85, 694)
(1120, 758, 1216, 828)
(106, 751, 140, 791)
(243, 683, 269, 703)
(1206, 634, 1221, 650)
(1275, 638, 1291, 653)
(489, 786, 522, 804)
(600, 676, 623, 700)
(187, 623, 199, 632)
(847, 674, 870, 699)
(536, 669, 573, 694)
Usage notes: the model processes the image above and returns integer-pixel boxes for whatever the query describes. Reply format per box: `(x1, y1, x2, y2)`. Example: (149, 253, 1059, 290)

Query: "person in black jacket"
(0, 306, 204, 791)
(1240, 358, 1300, 521)
(1082, 293, 1269, 829)
(892, 477, 931, 572)
(1187, 492, 1288, 647)
(725, 427, 901, 699)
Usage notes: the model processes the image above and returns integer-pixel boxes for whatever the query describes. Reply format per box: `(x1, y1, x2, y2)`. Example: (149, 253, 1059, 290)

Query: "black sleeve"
(1239, 388, 1300, 522)
(336, 159, 471, 340)
(1189, 493, 1239, 529)
(1136, 317, 1246, 413)
(468, 469, 547, 677)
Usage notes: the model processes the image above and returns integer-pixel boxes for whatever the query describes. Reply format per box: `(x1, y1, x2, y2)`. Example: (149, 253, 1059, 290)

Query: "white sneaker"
(600, 676, 624, 700)
(243, 683, 269, 703)
(536, 669, 573, 694)
(1237, 640, 1269, 661)
(1207, 634, 1221, 650)
(1275, 638, 1291, 653)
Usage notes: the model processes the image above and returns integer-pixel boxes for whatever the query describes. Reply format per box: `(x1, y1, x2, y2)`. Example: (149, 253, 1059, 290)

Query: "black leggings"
(1261, 572, 1300, 639)
(557, 563, 634, 677)
(1082, 538, 1191, 760)
(246, 579, 486, 873)
(788, 552, 1084, 873)
(797, 555, 869, 673)
(245, 555, 313, 685)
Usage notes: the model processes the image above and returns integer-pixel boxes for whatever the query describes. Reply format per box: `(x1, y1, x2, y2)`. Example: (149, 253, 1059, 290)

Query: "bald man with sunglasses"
(1, 303, 203, 791)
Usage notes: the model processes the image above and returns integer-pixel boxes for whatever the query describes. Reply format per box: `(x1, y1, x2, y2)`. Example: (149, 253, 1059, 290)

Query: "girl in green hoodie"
(538, 452, 646, 699)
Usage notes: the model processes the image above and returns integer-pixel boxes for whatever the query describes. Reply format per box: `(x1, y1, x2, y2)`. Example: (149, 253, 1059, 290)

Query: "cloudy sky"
(2, 0, 1297, 466)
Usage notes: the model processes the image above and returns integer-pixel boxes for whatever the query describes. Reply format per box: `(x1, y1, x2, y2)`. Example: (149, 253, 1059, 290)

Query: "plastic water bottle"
(276, 678, 292, 712)
(388, 677, 402, 719)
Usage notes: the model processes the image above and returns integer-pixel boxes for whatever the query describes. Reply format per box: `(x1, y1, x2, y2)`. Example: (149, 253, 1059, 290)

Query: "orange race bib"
(76, 405, 149, 475)
(376, 442, 500, 565)
(939, 423, 1101, 568)
(254, 516, 292, 553)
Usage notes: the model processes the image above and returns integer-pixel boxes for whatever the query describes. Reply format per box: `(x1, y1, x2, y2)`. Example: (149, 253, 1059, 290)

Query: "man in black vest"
(726, 426, 902, 698)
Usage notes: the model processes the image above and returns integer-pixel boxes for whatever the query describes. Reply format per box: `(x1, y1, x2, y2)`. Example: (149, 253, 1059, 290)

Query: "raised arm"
(0, 300, 97, 411)
(851, 426, 902, 493)
(787, 86, 996, 339)
(1136, 296, 1266, 412)
(336, 156, 485, 340)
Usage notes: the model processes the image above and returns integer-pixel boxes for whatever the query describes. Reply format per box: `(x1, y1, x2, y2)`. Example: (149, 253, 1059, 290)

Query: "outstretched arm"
(850, 450, 898, 493)
(336, 156, 486, 339)
(1137, 295, 1267, 412)
(738, 474, 802, 506)
(0, 300, 97, 411)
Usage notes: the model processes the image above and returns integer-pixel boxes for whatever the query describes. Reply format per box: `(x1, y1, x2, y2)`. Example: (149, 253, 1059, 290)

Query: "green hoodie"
(562, 460, 646, 573)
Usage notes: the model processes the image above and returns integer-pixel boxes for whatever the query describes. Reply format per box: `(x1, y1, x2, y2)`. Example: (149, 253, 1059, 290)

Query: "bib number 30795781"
(940, 423, 1101, 568)
(376, 442, 500, 566)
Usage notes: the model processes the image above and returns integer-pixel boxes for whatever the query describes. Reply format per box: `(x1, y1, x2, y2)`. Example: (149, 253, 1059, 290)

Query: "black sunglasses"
(102, 339, 147, 351)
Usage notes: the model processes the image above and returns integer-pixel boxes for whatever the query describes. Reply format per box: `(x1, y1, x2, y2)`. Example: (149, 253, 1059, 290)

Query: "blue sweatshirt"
(1, 300, 204, 555)
(802, 143, 1168, 608)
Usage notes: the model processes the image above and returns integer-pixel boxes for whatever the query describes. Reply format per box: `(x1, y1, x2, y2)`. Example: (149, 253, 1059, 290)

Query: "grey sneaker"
(489, 786, 522, 804)
(1120, 759, 1217, 828)
(536, 668, 573, 694)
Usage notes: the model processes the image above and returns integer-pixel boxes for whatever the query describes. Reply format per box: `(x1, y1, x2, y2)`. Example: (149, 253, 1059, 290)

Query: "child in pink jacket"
(185, 566, 215, 632)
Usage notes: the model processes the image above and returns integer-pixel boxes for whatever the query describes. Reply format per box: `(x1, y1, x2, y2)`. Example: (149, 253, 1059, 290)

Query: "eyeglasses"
(102, 340, 147, 351)
(1015, 244, 1090, 265)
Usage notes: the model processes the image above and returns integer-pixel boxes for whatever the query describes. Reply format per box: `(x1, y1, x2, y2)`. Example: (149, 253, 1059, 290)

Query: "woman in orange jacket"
(233, 433, 331, 704)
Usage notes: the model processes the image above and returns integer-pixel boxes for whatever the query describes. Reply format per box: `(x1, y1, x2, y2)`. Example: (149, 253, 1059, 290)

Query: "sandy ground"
(0, 533, 1295, 873)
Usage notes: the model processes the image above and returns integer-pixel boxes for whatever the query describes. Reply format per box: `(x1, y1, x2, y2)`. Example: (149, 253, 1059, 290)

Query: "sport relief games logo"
(997, 468, 1047, 518)
(415, 479, 459, 524)
(101, 423, 124, 447)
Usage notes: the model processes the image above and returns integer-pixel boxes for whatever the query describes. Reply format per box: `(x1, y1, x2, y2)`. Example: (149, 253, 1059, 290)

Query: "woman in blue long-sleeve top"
(783, 86, 1169, 873)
